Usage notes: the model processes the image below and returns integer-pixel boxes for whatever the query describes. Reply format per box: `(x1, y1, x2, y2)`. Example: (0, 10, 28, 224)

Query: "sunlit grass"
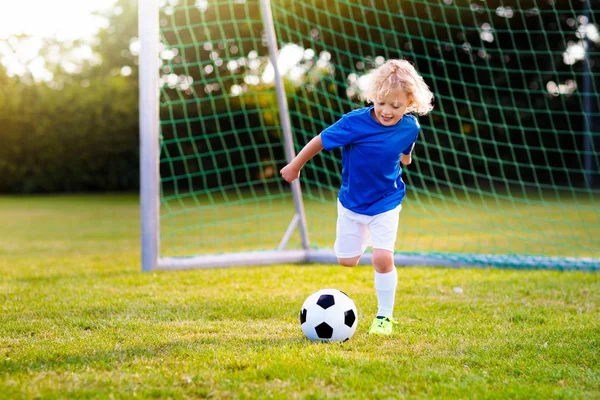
(0, 194, 599, 399)
(157, 189, 600, 258)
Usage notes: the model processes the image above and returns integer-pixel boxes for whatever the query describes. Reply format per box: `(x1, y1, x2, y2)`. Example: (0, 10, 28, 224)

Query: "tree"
(0, 0, 140, 193)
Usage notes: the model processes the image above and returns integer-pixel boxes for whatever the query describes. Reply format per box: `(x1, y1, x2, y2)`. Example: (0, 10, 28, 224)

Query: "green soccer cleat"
(368, 316, 397, 335)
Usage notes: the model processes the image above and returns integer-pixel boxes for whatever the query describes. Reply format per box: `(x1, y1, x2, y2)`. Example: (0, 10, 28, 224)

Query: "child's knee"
(372, 249, 394, 272)
(338, 256, 360, 267)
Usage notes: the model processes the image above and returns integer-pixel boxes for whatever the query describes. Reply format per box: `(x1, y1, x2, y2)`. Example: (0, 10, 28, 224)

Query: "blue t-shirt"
(320, 106, 420, 216)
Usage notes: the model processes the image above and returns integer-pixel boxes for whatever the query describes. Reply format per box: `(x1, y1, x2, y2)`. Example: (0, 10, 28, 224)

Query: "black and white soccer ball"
(299, 288, 358, 342)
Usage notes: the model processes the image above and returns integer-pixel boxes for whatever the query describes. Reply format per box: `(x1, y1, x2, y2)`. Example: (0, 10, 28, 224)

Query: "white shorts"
(333, 200, 402, 259)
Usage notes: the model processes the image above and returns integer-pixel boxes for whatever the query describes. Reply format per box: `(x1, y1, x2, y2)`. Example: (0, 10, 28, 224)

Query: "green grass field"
(159, 188, 600, 260)
(1, 194, 599, 399)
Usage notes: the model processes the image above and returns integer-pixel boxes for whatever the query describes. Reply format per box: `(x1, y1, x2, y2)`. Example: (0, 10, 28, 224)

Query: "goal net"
(140, 0, 599, 270)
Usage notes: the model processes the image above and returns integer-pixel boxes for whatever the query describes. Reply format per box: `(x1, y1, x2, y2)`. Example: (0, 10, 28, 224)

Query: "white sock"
(374, 268, 398, 318)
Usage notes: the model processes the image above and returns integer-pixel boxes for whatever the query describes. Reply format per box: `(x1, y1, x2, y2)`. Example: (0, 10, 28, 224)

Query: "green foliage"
(90, 0, 139, 79)
(1, 0, 599, 193)
(0, 76, 138, 193)
(0, 195, 599, 398)
(0, 0, 139, 193)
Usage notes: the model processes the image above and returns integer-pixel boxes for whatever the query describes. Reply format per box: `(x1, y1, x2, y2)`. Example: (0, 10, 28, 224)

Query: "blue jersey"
(320, 106, 420, 216)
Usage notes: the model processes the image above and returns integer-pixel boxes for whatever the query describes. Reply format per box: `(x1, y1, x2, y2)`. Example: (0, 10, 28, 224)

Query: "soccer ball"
(299, 288, 358, 342)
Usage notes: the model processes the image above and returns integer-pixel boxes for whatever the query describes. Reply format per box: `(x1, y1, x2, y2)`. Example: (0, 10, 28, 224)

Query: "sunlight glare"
(0, 0, 117, 80)
(0, 0, 117, 40)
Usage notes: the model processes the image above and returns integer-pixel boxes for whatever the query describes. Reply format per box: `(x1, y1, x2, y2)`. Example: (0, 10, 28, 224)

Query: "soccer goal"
(139, 0, 599, 271)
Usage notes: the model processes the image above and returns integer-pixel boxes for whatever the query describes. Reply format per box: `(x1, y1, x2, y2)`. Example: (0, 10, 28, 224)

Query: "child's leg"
(338, 255, 361, 267)
(372, 249, 397, 317)
(372, 248, 394, 273)
(369, 205, 401, 319)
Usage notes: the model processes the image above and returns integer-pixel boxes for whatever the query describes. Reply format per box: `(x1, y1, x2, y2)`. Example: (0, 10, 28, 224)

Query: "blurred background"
(0, 0, 598, 195)
(0, 0, 137, 193)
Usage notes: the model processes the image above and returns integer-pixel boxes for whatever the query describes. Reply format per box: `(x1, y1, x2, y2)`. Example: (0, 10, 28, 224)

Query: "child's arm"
(400, 143, 415, 165)
(280, 134, 324, 183)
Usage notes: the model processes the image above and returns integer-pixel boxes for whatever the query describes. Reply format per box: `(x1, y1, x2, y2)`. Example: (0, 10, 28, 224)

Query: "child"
(280, 59, 434, 335)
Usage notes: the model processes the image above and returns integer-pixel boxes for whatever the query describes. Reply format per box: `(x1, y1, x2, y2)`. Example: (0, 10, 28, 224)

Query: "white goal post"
(139, 0, 321, 271)
(139, 0, 599, 271)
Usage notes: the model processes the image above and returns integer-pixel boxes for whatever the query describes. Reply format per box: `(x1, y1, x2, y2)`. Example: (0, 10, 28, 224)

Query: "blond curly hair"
(363, 59, 434, 116)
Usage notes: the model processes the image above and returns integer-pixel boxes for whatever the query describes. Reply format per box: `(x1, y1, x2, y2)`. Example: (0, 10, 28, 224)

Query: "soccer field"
(0, 194, 599, 399)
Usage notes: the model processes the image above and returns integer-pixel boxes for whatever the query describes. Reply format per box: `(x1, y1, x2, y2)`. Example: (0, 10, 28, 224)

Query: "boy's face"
(372, 88, 410, 126)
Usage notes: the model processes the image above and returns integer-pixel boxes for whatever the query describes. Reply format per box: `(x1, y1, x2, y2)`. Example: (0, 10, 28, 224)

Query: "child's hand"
(400, 153, 412, 165)
(280, 163, 300, 183)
